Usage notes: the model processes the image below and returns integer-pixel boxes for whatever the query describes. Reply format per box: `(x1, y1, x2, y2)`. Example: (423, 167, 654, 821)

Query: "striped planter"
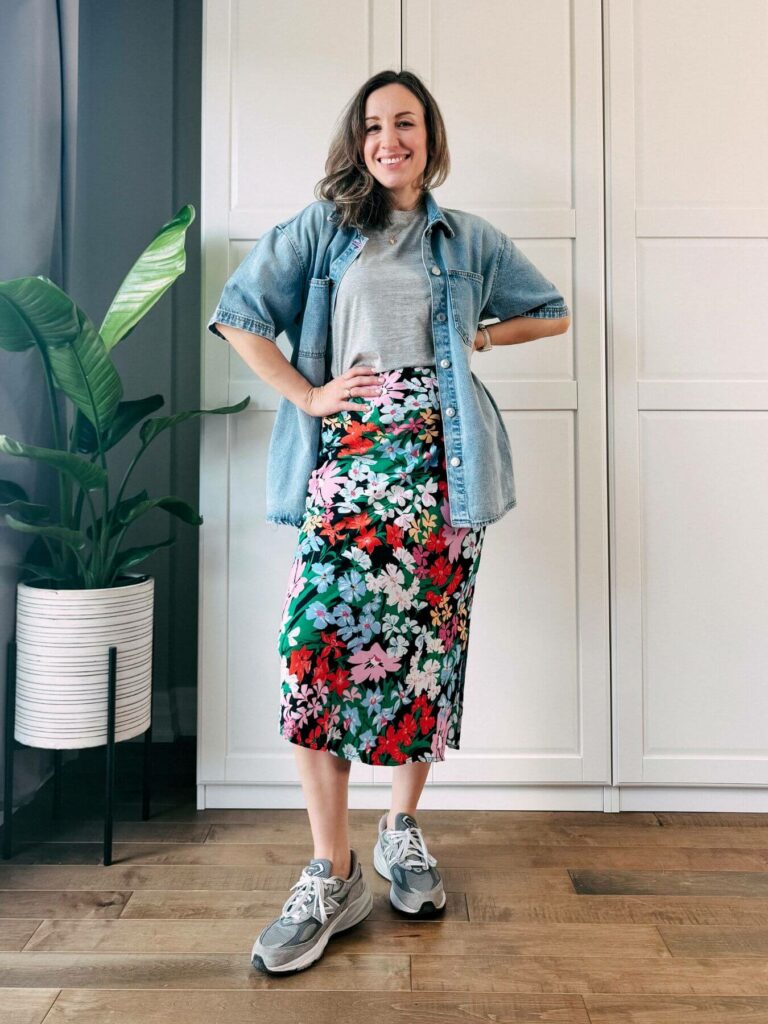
(14, 574, 154, 750)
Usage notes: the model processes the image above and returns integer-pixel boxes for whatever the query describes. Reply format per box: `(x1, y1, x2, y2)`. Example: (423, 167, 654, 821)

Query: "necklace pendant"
(388, 236, 397, 245)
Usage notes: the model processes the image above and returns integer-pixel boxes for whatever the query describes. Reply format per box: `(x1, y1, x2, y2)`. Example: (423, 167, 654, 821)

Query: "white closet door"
(400, 0, 611, 788)
(199, 0, 401, 795)
(199, 0, 610, 804)
(608, 0, 768, 784)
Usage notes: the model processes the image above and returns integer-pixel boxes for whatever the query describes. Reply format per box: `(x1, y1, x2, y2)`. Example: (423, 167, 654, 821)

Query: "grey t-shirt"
(330, 202, 435, 377)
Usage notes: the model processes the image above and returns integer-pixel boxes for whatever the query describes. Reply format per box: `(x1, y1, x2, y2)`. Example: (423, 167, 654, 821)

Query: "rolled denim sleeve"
(481, 230, 570, 322)
(207, 224, 305, 343)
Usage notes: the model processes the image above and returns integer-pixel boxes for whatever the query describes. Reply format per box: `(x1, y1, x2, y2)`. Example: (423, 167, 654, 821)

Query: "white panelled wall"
(198, 0, 768, 813)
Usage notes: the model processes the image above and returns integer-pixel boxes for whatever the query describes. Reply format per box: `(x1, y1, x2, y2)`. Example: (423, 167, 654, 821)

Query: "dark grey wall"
(70, 0, 202, 741)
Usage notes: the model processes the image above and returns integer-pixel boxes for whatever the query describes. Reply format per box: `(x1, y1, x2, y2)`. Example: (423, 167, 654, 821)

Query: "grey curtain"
(0, 0, 81, 816)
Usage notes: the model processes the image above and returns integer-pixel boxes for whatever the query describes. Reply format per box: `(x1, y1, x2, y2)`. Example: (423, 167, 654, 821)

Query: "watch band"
(477, 323, 493, 351)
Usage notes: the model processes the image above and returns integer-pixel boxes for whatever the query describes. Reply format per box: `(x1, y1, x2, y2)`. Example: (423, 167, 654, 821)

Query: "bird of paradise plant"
(0, 204, 248, 589)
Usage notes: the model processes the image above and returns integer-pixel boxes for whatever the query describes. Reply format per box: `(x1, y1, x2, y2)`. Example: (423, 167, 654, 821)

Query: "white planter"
(14, 574, 154, 749)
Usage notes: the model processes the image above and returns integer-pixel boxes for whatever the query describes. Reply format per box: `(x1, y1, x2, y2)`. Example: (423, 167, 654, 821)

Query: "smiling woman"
(207, 67, 569, 977)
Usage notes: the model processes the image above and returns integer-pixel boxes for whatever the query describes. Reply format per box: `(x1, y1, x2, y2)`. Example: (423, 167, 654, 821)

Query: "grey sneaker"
(373, 811, 447, 916)
(250, 847, 373, 974)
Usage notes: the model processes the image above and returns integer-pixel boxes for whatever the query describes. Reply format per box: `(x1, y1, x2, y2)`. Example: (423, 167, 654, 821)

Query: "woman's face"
(362, 83, 429, 210)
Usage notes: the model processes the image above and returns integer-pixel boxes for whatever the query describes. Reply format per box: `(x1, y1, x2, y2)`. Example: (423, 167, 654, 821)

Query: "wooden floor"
(3, 759, 768, 1022)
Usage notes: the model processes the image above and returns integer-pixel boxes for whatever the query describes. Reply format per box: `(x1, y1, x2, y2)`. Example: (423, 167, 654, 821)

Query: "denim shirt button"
(450, 456, 461, 467)
(436, 312, 446, 322)
(440, 358, 451, 368)
(445, 406, 456, 417)
(431, 266, 441, 276)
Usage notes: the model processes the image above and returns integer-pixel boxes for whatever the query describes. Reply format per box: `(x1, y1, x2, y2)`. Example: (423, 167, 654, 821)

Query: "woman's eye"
(366, 122, 413, 132)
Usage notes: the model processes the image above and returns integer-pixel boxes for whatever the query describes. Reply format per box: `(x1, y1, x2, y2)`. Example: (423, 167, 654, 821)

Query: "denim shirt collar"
(326, 189, 455, 239)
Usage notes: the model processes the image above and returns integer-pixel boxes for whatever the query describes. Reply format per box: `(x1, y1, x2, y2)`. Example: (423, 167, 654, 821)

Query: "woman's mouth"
(378, 154, 410, 166)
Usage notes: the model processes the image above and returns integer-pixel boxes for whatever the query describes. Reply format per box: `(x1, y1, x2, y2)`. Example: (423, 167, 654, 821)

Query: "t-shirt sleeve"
(206, 224, 306, 343)
(481, 230, 570, 322)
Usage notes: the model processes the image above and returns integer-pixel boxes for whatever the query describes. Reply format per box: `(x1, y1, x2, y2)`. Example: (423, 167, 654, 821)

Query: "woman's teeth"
(379, 154, 409, 165)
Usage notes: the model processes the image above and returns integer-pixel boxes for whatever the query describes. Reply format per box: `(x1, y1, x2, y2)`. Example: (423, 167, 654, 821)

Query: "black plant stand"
(3, 639, 153, 865)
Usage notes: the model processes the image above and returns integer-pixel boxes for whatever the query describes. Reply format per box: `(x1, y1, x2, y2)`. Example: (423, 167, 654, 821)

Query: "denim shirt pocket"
(298, 276, 332, 359)
(447, 269, 485, 347)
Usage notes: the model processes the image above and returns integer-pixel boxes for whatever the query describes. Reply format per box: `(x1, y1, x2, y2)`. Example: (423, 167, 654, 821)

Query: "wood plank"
(20, 918, 670, 958)
(570, 870, 768, 897)
(0, 863, 572, 894)
(12, 822, 211, 844)
(0, 989, 59, 1024)
(6, 841, 767, 870)
(42, 990, 591, 1023)
(0, 890, 130, 919)
(411, 955, 768, 994)
(584, 994, 768, 1022)
(205, 819, 668, 846)
(120, 887, 469, 921)
(660, 926, 768, 957)
(15, 805, 660, 828)
(656, 813, 768, 828)
(467, 892, 768, 926)
(0, 952, 409, 990)
(0, 864, 297, 892)
(0, 920, 44, 951)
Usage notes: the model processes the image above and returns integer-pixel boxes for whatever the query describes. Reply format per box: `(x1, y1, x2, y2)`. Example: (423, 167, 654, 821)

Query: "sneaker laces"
(280, 869, 342, 925)
(382, 822, 437, 872)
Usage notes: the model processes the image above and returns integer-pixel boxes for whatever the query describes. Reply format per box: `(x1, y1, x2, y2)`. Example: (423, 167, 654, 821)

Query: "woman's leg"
(292, 744, 353, 879)
(387, 761, 431, 828)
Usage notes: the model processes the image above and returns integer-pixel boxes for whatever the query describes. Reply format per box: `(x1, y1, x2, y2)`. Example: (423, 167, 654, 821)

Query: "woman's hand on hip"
(303, 365, 383, 418)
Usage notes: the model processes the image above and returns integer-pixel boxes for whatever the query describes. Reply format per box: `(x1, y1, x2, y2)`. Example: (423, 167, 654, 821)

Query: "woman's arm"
(214, 323, 315, 412)
(473, 314, 571, 349)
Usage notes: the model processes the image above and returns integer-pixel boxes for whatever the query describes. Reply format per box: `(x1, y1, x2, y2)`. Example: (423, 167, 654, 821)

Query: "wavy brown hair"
(315, 69, 450, 232)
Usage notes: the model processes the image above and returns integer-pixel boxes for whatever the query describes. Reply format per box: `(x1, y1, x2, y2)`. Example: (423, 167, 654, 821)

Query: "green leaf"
(140, 395, 250, 446)
(86, 491, 149, 540)
(100, 205, 196, 352)
(72, 394, 165, 454)
(3, 514, 85, 549)
(0, 276, 77, 353)
(116, 495, 202, 529)
(18, 562, 72, 583)
(46, 305, 123, 431)
(112, 536, 175, 575)
(0, 434, 107, 491)
(0, 277, 122, 430)
(0, 479, 29, 504)
(0, 499, 51, 524)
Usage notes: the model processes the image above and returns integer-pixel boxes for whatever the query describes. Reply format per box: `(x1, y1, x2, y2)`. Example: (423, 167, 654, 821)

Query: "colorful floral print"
(277, 364, 486, 765)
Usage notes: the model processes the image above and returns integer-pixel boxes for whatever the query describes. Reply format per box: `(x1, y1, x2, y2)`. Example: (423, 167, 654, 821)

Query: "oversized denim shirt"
(207, 189, 569, 528)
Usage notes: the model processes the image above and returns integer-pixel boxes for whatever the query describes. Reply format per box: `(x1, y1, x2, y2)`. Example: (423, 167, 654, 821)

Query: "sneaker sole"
(373, 841, 447, 916)
(250, 882, 374, 975)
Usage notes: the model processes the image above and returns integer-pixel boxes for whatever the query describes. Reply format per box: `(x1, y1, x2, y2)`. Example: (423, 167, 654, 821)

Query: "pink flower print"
(431, 705, 451, 759)
(378, 369, 409, 403)
(349, 642, 402, 684)
(307, 461, 349, 507)
(440, 500, 469, 561)
(281, 556, 307, 618)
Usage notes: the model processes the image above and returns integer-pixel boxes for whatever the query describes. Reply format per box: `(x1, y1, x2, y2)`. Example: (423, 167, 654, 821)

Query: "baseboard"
(196, 782, 768, 812)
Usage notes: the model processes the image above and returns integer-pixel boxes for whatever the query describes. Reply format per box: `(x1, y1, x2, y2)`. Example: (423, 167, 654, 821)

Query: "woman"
(208, 69, 570, 975)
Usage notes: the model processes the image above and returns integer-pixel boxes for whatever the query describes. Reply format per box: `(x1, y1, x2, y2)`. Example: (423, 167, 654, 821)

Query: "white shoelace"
(280, 869, 342, 925)
(382, 823, 437, 872)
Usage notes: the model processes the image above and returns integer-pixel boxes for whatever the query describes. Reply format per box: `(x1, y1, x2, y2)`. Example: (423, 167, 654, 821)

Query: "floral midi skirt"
(277, 364, 486, 765)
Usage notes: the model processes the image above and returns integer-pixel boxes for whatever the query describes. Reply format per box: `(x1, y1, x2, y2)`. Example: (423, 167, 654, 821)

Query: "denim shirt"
(207, 189, 569, 528)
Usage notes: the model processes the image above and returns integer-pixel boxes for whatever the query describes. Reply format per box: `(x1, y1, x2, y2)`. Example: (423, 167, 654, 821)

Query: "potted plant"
(0, 204, 248, 749)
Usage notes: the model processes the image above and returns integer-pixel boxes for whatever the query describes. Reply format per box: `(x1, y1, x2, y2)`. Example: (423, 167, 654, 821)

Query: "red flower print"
(386, 523, 405, 548)
(428, 554, 452, 587)
(289, 646, 313, 682)
(355, 525, 382, 553)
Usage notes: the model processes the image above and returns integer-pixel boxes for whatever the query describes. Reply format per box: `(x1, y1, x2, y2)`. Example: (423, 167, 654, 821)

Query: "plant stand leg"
(142, 624, 154, 821)
(3, 641, 16, 860)
(104, 646, 117, 866)
(142, 723, 152, 821)
(52, 750, 62, 819)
